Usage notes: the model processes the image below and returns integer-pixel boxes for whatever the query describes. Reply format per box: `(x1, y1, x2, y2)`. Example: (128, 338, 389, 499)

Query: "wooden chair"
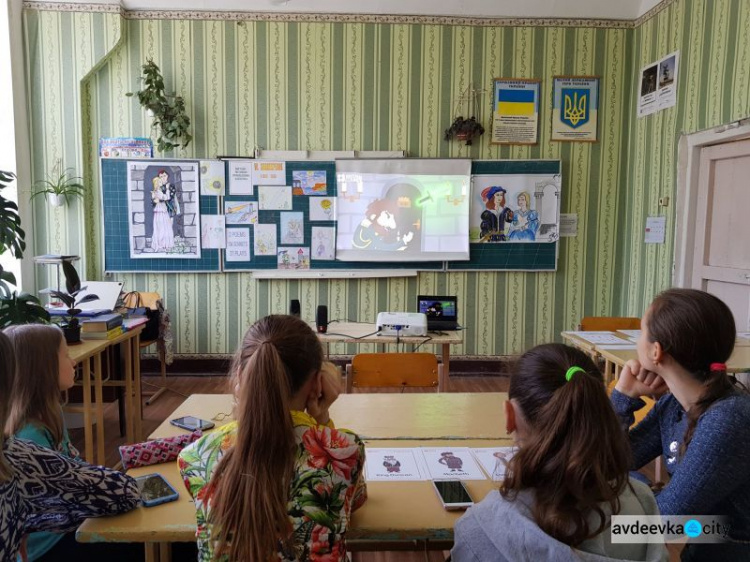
(345, 353, 442, 393)
(578, 316, 641, 331)
(123, 291, 169, 405)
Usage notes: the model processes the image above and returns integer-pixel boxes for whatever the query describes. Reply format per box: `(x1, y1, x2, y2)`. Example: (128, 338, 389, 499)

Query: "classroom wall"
(618, 0, 750, 316)
(22, 1, 746, 357)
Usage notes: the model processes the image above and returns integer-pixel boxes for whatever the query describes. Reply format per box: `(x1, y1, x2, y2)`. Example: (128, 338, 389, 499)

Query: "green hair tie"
(565, 366, 586, 382)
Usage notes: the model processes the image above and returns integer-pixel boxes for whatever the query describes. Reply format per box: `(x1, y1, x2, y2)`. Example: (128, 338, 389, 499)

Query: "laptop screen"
(417, 295, 458, 322)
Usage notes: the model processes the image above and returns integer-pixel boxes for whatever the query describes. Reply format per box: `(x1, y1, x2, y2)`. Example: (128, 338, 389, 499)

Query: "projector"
(376, 312, 428, 336)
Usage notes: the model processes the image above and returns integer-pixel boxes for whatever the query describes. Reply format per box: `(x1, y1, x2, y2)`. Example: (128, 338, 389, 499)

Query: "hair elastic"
(565, 366, 586, 382)
(709, 363, 727, 372)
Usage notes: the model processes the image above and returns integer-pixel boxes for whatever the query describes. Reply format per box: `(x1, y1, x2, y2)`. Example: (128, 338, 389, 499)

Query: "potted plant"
(0, 170, 50, 327)
(30, 161, 86, 207)
(42, 260, 98, 344)
(127, 59, 192, 153)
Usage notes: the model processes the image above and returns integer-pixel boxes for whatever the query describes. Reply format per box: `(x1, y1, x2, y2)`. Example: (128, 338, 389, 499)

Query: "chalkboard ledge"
(252, 269, 419, 279)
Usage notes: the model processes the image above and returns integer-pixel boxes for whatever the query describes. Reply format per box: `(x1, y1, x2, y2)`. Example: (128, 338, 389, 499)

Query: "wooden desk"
(77, 438, 511, 557)
(150, 392, 508, 441)
(67, 325, 145, 464)
(597, 345, 750, 376)
(317, 322, 463, 390)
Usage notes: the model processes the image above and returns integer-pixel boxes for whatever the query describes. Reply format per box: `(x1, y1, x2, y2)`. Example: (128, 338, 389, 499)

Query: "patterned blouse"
(0, 438, 140, 562)
(178, 411, 367, 562)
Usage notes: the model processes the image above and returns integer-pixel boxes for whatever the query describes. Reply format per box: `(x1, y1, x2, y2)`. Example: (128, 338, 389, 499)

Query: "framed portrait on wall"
(491, 78, 540, 145)
(552, 76, 599, 142)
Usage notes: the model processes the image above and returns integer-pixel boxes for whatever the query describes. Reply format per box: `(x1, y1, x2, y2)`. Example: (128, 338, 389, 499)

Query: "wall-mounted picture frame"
(490, 78, 540, 145)
(552, 76, 599, 142)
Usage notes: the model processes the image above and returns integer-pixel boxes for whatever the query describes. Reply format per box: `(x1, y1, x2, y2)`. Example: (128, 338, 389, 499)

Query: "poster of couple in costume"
(470, 174, 561, 244)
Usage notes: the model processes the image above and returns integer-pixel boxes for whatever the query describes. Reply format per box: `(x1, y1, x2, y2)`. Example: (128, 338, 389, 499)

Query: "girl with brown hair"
(452, 343, 667, 562)
(179, 314, 366, 561)
(0, 330, 140, 562)
(612, 288, 750, 561)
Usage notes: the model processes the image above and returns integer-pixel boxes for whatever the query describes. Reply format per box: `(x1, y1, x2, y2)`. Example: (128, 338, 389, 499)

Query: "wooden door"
(693, 139, 750, 332)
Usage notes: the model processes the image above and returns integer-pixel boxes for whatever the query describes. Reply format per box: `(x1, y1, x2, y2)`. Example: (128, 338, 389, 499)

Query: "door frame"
(674, 119, 750, 287)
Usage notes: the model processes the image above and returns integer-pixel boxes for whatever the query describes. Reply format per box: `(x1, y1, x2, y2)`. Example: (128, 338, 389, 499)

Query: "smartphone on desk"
(432, 479, 474, 510)
(135, 473, 180, 507)
(170, 416, 215, 431)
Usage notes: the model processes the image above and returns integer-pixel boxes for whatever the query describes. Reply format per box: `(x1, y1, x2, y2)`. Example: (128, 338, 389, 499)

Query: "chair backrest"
(578, 316, 641, 332)
(123, 291, 161, 311)
(347, 353, 440, 392)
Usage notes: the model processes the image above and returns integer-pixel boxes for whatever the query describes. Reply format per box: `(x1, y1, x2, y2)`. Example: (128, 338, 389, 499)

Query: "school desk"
(76, 438, 511, 562)
(67, 324, 145, 464)
(314, 322, 464, 390)
(149, 392, 509, 441)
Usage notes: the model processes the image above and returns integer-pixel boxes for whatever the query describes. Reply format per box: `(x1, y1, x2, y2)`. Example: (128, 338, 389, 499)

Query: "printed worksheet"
(420, 447, 486, 481)
(365, 448, 427, 481)
(252, 161, 286, 185)
(226, 228, 251, 262)
(567, 331, 630, 345)
(471, 447, 517, 481)
(228, 160, 254, 195)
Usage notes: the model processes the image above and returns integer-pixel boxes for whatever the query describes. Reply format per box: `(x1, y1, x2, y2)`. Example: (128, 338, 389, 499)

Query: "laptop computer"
(46, 281, 124, 317)
(417, 295, 459, 332)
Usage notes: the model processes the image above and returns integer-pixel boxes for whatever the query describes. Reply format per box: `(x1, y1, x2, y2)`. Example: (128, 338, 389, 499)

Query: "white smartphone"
(432, 479, 474, 510)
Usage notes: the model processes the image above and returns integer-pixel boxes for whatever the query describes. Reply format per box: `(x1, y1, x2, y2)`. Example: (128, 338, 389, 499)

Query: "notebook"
(417, 295, 459, 331)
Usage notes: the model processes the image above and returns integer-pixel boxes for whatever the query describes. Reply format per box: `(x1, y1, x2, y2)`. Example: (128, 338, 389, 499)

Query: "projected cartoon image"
(352, 182, 422, 252)
(470, 174, 560, 243)
(335, 163, 471, 262)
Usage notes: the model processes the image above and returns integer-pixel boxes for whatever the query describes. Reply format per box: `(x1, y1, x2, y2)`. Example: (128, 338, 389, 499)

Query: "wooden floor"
(69, 374, 680, 562)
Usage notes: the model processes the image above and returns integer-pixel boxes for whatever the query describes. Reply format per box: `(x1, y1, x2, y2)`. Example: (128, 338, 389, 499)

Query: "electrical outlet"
(659, 196, 670, 207)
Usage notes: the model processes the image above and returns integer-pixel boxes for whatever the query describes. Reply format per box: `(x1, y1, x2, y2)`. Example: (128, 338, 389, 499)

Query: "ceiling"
(46, 0, 666, 21)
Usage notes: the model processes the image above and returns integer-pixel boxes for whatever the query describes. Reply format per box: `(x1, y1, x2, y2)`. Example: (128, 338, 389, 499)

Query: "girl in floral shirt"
(179, 315, 366, 561)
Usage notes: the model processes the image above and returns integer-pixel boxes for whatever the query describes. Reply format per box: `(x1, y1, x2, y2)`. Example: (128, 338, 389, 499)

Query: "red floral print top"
(178, 411, 367, 561)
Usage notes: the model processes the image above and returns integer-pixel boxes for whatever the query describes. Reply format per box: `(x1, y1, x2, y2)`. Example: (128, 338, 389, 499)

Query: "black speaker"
(316, 305, 328, 333)
(290, 299, 301, 317)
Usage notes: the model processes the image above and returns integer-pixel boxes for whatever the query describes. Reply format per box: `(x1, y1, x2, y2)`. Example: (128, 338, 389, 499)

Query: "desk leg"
(93, 352, 105, 465)
(159, 542, 171, 562)
(145, 542, 159, 562)
(440, 344, 450, 392)
(604, 360, 614, 385)
(82, 358, 94, 463)
(123, 339, 134, 444)
(133, 333, 143, 442)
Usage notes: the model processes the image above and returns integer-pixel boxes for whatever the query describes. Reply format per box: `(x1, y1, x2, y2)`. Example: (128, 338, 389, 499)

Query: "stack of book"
(81, 313, 124, 340)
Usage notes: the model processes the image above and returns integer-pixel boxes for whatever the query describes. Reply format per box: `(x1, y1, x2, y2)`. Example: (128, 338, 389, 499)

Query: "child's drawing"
(258, 185, 292, 210)
(277, 247, 310, 270)
(253, 224, 277, 256)
(292, 170, 327, 195)
(224, 201, 258, 225)
(201, 215, 226, 248)
(200, 160, 225, 196)
(311, 226, 335, 260)
(309, 197, 336, 221)
(280, 212, 304, 244)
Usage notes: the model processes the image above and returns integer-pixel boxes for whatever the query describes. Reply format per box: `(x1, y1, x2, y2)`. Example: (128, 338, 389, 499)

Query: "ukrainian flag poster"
(552, 76, 599, 142)
(491, 79, 540, 145)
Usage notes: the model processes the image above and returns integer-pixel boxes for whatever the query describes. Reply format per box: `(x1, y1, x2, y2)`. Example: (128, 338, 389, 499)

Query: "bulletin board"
(222, 161, 444, 271)
(101, 158, 221, 272)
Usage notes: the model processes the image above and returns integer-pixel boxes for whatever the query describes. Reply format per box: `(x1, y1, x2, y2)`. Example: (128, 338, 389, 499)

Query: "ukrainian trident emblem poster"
(552, 76, 599, 142)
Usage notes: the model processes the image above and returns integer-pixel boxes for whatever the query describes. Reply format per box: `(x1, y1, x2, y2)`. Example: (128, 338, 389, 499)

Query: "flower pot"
(62, 323, 81, 344)
(48, 193, 66, 207)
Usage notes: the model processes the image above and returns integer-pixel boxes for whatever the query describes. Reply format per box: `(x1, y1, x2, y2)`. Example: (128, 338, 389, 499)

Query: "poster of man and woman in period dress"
(470, 174, 561, 244)
(127, 161, 201, 259)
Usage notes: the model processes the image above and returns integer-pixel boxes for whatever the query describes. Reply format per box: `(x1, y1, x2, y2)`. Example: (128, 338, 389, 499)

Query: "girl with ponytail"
(612, 288, 750, 561)
(452, 343, 667, 562)
(178, 315, 366, 561)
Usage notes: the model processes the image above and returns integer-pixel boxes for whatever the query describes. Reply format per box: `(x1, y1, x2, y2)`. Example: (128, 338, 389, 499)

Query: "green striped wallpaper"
(20, 1, 749, 357)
